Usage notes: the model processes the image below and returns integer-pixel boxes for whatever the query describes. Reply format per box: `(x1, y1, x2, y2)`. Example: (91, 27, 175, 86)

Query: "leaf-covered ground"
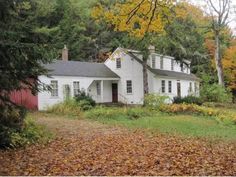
(0, 113, 236, 176)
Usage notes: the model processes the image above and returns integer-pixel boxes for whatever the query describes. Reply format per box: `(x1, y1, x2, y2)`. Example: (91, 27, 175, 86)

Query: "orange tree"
(92, 0, 174, 94)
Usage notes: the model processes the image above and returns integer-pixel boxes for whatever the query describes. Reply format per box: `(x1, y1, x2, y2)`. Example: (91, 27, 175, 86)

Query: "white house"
(37, 46, 200, 110)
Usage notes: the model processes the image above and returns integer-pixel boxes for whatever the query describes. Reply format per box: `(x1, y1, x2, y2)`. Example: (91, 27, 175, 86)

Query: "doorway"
(112, 83, 118, 103)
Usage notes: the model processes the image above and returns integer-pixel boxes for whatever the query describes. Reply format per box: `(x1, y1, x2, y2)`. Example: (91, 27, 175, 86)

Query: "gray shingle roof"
(44, 60, 119, 78)
(127, 51, 200, 81)
(150, 69, 201, 81)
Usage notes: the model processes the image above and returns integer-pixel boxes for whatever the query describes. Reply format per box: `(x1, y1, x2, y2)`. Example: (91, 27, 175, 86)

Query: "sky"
(189, 0, 236, 35)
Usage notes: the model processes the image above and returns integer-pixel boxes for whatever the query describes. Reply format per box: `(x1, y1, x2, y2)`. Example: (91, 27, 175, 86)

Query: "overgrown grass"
(85, 106, 236, 141)
(46, 99, 83, 118)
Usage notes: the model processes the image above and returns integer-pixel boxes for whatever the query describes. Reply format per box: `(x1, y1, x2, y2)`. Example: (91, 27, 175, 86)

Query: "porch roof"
(44, 60, 120, 78)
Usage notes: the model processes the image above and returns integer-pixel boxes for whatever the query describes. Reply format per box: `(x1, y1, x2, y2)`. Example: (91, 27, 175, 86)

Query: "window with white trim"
(160, 56, 164, 69)
(152, 55, 156, 68)
(73, 81, 80, 96)
(50, 80, 58, 97)
(116, 58, 121, 69)
(96, 81, 101, 95)
(194, 82, 198, 93)
(161, 80, 165, 93)
(171, 60, 174, 71)
(126, 80, 132, 94)
(168, 81, 172, 93)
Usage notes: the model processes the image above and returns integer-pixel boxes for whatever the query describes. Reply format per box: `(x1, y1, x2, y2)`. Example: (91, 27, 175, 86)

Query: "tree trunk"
(214, 32, 225, 86)
(143, 58, 149, 95)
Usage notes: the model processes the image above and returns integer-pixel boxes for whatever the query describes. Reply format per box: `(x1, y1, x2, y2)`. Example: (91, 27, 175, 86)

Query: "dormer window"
(152, 55, 156, 68)
(181, 63, 184, 72)
(160, 56, 164, 69)
(116, 58, 121, 69)
(171, 60, 174, 71)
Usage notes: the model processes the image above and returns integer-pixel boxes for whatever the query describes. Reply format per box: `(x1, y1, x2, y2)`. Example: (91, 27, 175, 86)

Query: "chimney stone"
(62, 45, 68, 61)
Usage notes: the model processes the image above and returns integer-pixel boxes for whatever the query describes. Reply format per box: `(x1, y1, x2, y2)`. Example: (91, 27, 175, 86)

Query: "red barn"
(10, 89, 38, 110)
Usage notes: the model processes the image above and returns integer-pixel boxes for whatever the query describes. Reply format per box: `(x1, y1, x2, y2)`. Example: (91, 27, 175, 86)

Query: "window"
(168, 81, 172, 93)
(116, 58, 121, 68)
(189, 82, 193, 92)
(171, 60, 174, 71)
(181, 63, 184, 72)
(96, 81, 101, 95)
(194, 82, 198, 93)
(50, 80, 58, 97)
(152, 55, 156, 68)
(161, 80, 165, 93)
(160, 56, 164, 69)
(73, 81, 80, 96)
(126, 80, 132, 94)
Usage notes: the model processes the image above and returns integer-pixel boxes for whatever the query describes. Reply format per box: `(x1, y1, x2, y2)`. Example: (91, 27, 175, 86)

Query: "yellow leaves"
(92, 0, 173, 38)
(222, 45, 236, 89)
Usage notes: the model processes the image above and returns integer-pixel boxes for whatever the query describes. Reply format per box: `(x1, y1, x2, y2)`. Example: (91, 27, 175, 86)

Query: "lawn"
(1, 112, 236, 176)
(85, 107, 236, 141)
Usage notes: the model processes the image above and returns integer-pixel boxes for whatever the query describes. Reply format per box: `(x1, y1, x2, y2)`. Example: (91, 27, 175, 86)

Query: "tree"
(0, 0, 53, 145)
(205, 0, 233, 86)
(92, 0, 173, 94)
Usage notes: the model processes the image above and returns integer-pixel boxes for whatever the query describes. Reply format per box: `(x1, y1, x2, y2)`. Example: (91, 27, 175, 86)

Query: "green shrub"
(85, 106, 154, 120)
(75, 91, 96, 107)
(159, 103, 236, 125)
(144, 94, 170, 110)
(47, 99, 83, 117)
(203, 102, 236, 109)
(0, 116, 51, 148)
(200, 84, 232, 103)
(173, 96, 203, 105)
(78, 100, 93, 111)
(0, 105, 26, 148)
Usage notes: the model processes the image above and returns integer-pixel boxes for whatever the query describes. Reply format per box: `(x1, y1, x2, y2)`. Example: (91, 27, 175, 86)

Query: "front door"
(112, 83, 118, 103)
(177, 82, 181, 97)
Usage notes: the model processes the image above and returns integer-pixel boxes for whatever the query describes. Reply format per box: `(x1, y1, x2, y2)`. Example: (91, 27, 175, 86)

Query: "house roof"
(150, 69, 201, 81)
(44, 60, 119, 78)
(126, 50, 200, 81)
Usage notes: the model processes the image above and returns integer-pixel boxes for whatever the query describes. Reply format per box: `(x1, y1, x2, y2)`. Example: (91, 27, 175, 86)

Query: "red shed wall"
(10, 89, 38, 110)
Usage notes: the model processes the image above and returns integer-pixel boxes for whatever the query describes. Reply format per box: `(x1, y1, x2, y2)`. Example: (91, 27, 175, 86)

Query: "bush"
(47, 99, 83, 117)
(75, 91, 96, 107)
(0, 105, 26, 148)
(0, 114, 51, 148)
(200, 84, 232, 103)
(159, 103, 236, 124)
(173, 96, 203, 105)
(78, 100, 93, 111)
(144, 94, 170, 110)
(85, 106, 154, 120)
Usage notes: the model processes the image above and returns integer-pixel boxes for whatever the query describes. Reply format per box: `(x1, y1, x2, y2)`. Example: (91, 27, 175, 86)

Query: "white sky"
(189, 0, 236, 35)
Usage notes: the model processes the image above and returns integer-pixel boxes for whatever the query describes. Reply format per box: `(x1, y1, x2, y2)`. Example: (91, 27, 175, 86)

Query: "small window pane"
(116, 58, 121, 68)
(160, 57, 164, 69)
(152, 55, 156, 68)
(126, 80, 132, 94)
(168, 81, 172, 93)
(161, 80, 165, 93)
(171, 60, 174, 71)
(73, 81, 80, 96)
(51, 80, 58, 97)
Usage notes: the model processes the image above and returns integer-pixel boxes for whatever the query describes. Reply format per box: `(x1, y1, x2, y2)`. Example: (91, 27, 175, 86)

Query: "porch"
(86, 79, 119, 103)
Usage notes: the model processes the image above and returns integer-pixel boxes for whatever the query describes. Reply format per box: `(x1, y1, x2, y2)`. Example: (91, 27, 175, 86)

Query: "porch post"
(101, 80, 104, 103)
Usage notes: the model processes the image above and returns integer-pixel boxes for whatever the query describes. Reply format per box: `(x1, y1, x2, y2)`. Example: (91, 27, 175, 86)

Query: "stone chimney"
(62, 45, 68, 61)
(148, 45, 155, 53)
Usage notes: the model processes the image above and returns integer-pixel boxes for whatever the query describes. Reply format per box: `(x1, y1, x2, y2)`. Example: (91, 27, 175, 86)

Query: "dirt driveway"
(0, 113, 236, 176)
